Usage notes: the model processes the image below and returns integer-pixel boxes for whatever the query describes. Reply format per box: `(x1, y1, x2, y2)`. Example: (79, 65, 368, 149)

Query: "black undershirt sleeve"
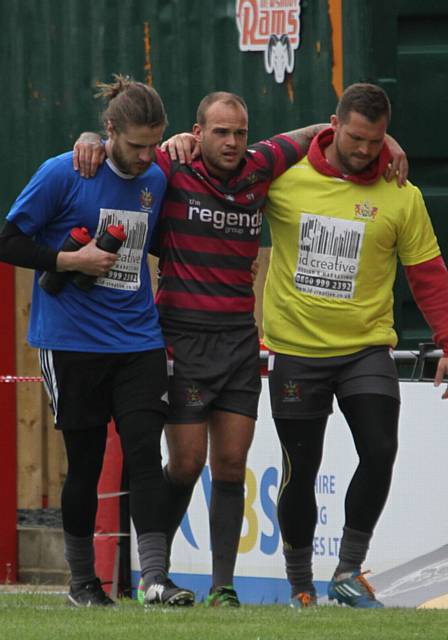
(0, 220, 58, 271)
(148, 218, 161, 258)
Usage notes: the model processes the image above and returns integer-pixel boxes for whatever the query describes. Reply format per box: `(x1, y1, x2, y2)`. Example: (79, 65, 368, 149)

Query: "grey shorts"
(268, 346, 400, 419)
(163, 324, 261, 424)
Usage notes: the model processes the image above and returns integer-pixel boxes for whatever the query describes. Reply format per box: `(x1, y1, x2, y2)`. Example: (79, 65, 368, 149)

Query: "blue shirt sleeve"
(7, 153, 75, 236)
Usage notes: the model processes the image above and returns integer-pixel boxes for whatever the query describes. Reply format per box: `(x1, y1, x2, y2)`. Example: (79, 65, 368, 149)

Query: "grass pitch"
(1, 592, 448, 640)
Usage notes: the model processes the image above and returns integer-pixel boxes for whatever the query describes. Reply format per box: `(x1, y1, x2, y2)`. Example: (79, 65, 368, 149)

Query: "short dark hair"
(336, 83, 391, 124)
(196, 91, 248, 126)
(96, 74, 168, 132)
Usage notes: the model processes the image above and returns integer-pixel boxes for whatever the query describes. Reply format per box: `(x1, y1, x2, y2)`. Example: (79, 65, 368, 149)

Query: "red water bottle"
(72, 224, 127, 292)
(39, 227, 92, 294)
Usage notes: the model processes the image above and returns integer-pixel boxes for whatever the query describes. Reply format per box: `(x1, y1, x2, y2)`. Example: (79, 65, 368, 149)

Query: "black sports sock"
(210, 479, 244, 588)
(163, 466, 195, 569)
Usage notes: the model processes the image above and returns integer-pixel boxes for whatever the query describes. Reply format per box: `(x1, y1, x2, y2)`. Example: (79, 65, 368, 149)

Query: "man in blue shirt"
(0, 75, 194, 608)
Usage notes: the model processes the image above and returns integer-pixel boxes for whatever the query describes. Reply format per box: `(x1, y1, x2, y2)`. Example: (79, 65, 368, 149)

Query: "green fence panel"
(2, 1, 446, 349)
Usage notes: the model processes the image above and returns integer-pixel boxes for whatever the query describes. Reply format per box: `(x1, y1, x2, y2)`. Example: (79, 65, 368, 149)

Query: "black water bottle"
(38, 227, 92, 295)
(72, 224, 127, 292)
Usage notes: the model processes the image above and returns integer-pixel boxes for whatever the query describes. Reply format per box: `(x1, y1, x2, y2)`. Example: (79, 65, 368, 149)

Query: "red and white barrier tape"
(0, 375, 43, 383)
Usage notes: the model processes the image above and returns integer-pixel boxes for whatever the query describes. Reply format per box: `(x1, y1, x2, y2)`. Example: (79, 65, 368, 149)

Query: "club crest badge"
(354, 201, 378, 221)
(185, 384, 204, 407)
(282, 380, 302, 403)
(140, 188, 153, 212)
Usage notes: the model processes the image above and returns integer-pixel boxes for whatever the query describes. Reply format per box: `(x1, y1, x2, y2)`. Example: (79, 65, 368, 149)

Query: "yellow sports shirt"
(263, 156, 440, 357)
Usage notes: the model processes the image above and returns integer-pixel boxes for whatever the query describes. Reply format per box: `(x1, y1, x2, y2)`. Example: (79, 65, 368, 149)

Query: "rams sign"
(235, 0, 302, 83)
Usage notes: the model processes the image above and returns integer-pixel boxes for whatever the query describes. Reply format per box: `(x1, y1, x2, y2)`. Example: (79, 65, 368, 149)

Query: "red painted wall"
(0, 263, 17, 582)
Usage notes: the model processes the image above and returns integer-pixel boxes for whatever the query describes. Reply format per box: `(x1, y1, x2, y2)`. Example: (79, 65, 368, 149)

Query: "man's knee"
(165, 421, 208, 485)
(212, 449, 248, 482)
(366, 437, 398, 468)
(168, 452, 206, 485)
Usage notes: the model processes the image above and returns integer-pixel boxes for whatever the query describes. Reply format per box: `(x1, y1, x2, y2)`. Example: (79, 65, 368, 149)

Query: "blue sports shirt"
(7, 152, 167, 352)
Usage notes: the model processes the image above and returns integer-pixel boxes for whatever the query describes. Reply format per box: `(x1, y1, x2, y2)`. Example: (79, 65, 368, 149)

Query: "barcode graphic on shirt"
(300, 216, 362, 260)
(95, 208, 148, 292)
(295, 213, 365, 300)
(98, 211, 147, 250)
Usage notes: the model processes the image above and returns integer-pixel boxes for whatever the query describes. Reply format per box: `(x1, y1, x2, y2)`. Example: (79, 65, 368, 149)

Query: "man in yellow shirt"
(263, 83, 448, 608)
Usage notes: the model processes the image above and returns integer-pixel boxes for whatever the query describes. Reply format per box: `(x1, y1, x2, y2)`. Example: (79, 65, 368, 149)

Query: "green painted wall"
(0, 0, 337, 230)
(343, 0, 448, 349)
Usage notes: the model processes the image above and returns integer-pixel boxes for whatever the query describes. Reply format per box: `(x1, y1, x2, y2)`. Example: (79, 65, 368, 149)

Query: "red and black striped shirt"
(155, 135, 302, 329)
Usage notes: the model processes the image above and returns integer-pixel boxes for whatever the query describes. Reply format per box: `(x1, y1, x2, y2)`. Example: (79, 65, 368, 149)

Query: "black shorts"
(163, 325, 261, 423)
(268, 346, 400, 419)
(39, 349, 169, 431)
